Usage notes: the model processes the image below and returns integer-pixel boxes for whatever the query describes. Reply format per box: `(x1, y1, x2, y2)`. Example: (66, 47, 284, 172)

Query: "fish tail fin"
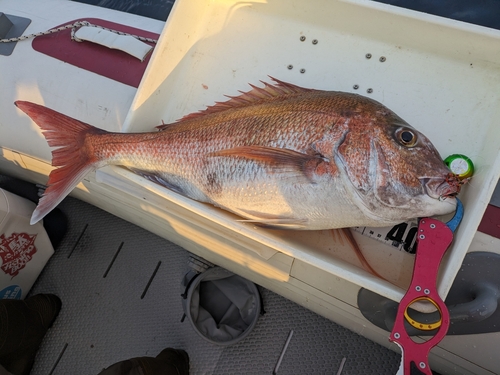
(15, 101, 107, 224)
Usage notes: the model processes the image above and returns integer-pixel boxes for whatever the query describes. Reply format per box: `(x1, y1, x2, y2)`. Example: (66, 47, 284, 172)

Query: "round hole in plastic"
(181, 267, 261, 346)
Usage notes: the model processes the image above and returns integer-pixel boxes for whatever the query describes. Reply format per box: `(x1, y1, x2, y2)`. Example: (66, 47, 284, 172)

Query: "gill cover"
(335, 127, 423, 211)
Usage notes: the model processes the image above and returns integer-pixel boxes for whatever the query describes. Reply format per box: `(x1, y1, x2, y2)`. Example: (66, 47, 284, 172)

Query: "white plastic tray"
(113, 0, 500, 302)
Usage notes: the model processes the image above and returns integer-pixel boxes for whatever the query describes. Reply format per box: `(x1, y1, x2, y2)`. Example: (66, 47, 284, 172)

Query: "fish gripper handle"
(390, 218, 454, 375)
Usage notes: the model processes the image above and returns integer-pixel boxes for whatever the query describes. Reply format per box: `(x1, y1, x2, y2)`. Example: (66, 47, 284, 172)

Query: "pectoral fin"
(209, 146, 325, 182)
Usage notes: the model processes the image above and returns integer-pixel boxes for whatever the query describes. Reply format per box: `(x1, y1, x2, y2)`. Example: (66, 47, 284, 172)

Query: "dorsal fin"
(157, 77, 316, 129)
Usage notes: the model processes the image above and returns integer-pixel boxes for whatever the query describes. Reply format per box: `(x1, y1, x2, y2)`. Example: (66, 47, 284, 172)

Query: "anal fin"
(128, 168, 189, 197)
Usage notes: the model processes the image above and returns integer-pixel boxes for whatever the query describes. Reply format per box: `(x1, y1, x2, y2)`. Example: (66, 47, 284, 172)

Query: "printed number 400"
(385, 222, 418, 254)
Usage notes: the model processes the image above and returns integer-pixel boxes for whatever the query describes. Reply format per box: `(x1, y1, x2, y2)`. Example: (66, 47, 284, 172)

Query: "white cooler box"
(115, 0, 500, 306)
(0, 188, 54, 299)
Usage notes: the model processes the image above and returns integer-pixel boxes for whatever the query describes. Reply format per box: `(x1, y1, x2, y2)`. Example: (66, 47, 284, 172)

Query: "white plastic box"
(105, 0, 500, 304)
(0, 189, 54, 299)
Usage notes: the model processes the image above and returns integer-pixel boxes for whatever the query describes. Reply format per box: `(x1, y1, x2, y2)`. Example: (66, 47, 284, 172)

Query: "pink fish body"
(16, 78, 458, 227)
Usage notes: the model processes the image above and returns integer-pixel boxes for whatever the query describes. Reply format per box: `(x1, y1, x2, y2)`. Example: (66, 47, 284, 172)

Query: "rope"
(0, 20, 157, 44)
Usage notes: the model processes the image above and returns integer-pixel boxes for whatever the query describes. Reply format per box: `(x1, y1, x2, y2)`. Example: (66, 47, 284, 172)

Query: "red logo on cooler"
(0, 233, 37, 277)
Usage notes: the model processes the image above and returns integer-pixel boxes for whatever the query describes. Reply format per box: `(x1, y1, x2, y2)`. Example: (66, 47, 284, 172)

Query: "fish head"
(334, 108, 459, 224)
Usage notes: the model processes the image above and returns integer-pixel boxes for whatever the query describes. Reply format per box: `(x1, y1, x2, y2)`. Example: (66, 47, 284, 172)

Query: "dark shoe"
(0, 294, 61, 375)
(156, 348, 189, 375)
(98, 348, 189, 375)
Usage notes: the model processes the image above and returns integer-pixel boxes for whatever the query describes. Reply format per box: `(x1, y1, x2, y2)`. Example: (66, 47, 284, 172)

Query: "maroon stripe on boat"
(478, 204, 500, 239)
(32, 18, 159, 88)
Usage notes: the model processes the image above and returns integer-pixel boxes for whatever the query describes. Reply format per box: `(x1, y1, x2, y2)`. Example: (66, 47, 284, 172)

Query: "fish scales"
(15, 77, 459, 227)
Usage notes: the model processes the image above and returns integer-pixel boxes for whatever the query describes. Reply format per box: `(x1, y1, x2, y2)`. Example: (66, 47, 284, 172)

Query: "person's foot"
(0, 294, 62, 375)
(156, 348, 189, 375)
(98, 348, 190, 375)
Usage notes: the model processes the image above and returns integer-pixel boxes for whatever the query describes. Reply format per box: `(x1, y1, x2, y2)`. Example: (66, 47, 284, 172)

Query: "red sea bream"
(15, 78, 459, 227)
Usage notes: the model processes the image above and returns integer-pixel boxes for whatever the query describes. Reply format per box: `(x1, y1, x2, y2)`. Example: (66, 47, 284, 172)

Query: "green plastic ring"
(444, 154, 474, 179)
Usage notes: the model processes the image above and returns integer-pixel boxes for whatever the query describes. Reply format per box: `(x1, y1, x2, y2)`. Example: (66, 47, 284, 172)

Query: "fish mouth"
(420, 174, 462, 200)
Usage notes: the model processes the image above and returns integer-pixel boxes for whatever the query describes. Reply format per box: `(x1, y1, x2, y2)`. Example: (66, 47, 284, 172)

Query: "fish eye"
(396, 128, 417, 147)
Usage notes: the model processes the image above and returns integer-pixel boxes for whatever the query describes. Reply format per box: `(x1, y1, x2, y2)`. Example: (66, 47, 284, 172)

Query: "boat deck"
(29, 196, 401, 374)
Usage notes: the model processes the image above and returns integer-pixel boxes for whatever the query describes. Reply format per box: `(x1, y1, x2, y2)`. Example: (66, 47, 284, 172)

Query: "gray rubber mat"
(28, 196, 401, 374)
